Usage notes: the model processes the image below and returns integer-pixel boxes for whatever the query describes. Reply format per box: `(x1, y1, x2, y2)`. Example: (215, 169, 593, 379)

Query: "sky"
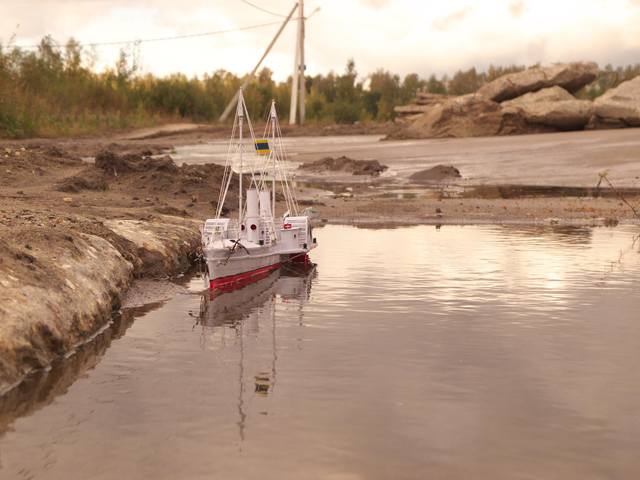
(2, 0, 640, 81)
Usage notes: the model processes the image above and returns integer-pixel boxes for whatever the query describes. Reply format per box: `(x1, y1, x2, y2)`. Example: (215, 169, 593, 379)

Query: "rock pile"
(391, 62, 640, 139)
(476, 62, 598, 102)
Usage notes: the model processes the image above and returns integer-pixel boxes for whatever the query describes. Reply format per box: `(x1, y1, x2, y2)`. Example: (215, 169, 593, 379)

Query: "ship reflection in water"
(195, 264, 315, 443)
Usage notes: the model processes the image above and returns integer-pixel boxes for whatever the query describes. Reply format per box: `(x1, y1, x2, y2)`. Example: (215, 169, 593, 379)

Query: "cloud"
(432, 7, 472, 31)
(508, 0, 526, 17)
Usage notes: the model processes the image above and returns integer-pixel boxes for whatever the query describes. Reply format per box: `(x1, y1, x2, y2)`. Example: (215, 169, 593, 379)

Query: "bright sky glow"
(2, 0, 640, 80)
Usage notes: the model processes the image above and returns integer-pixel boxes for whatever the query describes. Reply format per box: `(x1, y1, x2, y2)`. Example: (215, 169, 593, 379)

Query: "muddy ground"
(2, 128, 639, 227)
(1, 125, 639, 393)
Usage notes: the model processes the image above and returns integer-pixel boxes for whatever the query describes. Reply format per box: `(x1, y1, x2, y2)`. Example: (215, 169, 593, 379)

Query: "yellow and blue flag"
(254, 139, 270, 156)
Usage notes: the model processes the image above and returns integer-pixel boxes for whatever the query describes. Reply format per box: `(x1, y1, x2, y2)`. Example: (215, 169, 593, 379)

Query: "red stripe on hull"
(288, 253, 310, 264)
(209, 262, 281, 292)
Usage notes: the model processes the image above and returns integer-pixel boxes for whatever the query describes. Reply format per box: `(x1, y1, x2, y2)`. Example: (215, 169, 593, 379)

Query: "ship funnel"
(245, 189, 260, 242)
(259, 189, 272, 219)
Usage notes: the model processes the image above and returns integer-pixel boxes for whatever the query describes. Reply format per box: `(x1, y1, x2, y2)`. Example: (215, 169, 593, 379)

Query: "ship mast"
(270, 100, 277, 220)
(237, 89, 244, 223)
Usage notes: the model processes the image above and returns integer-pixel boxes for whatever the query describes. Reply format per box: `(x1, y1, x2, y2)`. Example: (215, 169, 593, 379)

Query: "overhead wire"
(240, 0, 290, 18)
(11, 2, 319, 51)
(12, 19, 292, 50)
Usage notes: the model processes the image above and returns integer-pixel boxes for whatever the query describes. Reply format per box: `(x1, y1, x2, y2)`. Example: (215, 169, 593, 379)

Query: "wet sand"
(173, 127, 640, 188)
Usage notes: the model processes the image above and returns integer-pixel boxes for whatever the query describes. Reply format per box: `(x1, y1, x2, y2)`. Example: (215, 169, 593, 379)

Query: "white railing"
(203, 218, 238, 246)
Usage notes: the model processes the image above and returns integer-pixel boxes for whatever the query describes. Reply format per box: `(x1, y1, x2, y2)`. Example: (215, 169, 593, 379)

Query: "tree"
(426, 74, 446, 94)
(448, 68, 481, 95)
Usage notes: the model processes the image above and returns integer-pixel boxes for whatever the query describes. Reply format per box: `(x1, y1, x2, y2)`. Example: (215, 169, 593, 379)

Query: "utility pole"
(219, 2, 298, 122)
(298, 0, 305, 125)
(289, 0, 305, 125)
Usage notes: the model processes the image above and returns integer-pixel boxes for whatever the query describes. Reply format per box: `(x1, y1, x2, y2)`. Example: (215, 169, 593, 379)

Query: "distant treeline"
(1, 36, 639, 138)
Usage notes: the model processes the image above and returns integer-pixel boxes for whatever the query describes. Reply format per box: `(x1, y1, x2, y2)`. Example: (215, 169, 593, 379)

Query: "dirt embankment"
(0, 208, 200, 394)
(0, 146, 235, 393)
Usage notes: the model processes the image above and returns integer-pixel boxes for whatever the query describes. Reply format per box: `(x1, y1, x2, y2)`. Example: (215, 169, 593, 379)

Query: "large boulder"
(477, 62, 599, 102)
(390, 94, 548, 139)
(501, 86, 594, 130)
(588, 76, 640, 129)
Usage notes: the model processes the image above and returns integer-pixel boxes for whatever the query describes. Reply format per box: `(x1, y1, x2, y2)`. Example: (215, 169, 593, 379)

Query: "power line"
(12, 19, 290, 50)
(240, 0, 289, 18)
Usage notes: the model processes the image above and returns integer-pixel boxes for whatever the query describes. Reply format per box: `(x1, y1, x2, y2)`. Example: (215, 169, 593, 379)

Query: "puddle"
(1, 225, 640, 479)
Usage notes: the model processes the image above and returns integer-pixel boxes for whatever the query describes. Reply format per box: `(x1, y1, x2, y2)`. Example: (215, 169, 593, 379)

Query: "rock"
(400, 95, 501, 138)
(393, 104, 433, 115)
(414, 92, 451, 106)
(394, 93, 450, 122)
(390, 94, 546, 139)
(410, 165, 462, 183)
(502, 85, 574, 105)
(298, 156, 388, 176)
(588, 76, 640, 129)
(477, 62, 598, 102)
(501, 86, 594, 130)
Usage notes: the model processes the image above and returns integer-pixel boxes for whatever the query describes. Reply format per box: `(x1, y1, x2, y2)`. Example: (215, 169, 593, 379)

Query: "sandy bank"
(0, 210, 200, 394)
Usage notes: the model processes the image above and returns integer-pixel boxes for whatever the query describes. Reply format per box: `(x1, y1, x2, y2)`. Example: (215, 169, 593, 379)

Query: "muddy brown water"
(1, 225, 640, 479)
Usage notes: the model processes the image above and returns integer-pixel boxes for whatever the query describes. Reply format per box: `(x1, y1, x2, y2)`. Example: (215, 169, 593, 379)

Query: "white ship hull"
(205, 241, 283, 290)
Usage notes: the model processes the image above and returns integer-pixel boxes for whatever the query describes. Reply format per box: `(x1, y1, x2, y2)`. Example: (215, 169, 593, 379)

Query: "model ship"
(202, 89, 317, 291)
